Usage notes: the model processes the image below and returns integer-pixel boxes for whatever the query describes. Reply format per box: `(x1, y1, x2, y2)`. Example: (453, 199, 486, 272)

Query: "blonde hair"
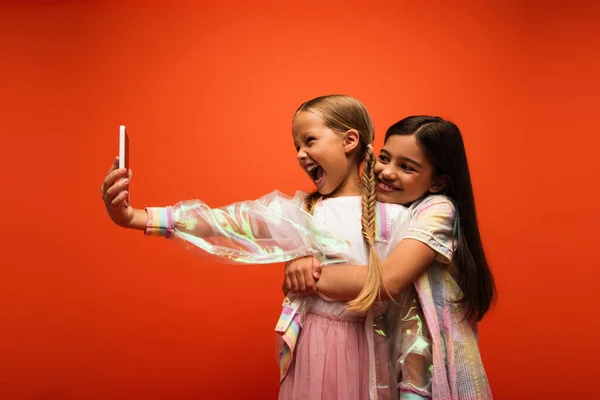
(294, 94, 384, 312)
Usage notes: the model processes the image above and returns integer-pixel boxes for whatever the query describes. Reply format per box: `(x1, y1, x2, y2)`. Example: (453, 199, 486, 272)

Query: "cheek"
(373, 162, 383, 175)
(329, 146, 349, 164)
(400, 174, 419, 187)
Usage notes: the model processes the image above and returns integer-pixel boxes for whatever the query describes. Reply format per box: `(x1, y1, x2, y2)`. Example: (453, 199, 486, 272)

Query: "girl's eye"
(377, 155, 389, 163)
(401, 163, 415, 172)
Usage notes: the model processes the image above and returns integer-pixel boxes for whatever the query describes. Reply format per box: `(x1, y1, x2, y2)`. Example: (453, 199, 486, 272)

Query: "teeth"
(306, 164, 321, 182)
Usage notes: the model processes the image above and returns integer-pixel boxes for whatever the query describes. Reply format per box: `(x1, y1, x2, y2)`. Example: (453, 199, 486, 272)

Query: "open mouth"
(306, 164, 324, 184)
(377, 179, 400, 192)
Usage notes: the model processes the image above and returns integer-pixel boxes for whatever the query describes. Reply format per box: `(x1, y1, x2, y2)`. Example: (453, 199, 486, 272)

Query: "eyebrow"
(380, 149, 424, 169)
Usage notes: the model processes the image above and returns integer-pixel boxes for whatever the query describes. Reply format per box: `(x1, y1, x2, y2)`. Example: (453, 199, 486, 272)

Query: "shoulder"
(409, 195, 456, 221)
(292, 190, 309, 201)
(378, 201, 409, 217)
(405, 195, 457, 263)
(377, 201, 410, 229)
(243, 191, 308, 219)
(319, 195, 361, 212)
(255, 190, 308, 208)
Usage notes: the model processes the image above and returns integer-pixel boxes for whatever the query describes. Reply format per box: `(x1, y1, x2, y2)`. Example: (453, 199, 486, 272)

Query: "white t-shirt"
(309, 194, 410, 316)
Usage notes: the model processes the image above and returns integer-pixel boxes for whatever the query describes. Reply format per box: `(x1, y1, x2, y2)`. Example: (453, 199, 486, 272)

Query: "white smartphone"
(119, 125, 129, 171)
(119, 125, 130, 202)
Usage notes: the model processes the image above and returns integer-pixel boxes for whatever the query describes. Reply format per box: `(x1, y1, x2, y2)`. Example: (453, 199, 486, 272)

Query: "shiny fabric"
(153, 190, 435, 399)
(386, 285, 433, 398)
(410, 267, 492, 400)
(389, 196, 492, 400)
(168, 190, 354, 266)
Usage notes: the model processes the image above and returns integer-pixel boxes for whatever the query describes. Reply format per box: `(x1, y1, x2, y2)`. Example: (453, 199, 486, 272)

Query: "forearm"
(315, 265, 370, 301)
(315, 240, 436, 301)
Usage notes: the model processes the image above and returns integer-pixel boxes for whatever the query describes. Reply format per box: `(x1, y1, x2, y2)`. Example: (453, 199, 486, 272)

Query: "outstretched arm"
(101, 158, 354, 268)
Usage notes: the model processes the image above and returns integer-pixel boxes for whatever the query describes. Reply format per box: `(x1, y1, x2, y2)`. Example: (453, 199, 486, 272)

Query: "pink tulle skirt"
(278, 310, 392, 400)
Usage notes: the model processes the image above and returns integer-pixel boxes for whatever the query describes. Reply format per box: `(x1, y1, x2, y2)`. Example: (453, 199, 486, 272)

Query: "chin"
(376, 189, 392, 198)
(376, 190, 401, 204)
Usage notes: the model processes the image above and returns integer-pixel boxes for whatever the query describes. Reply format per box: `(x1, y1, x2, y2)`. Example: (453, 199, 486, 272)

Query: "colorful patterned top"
(388, 195, 493, 400)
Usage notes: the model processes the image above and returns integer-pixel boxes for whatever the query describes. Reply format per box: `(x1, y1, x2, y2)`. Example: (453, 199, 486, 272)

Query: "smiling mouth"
(377, 180, 400, 192)
(306, 164, 323, 183)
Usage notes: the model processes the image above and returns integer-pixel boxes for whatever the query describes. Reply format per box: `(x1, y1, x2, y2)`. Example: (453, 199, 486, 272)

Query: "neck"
(326, 168, 361, 198)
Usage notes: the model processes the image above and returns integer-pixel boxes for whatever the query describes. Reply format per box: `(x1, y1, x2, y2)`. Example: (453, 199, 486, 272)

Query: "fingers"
(296, 262, 308, 293)
(284, 256, 322, 296)
(304, 260, 316, 295)
(312, 263, 322, 280)
(110, 190, 129, 209)
(103, 168, 128, 193)
(285, 261, 301, 293)
(104, 178, 130, 205)
(289, 273, 300, 293)
(107, 156, 119, 175)
(100, 157, 119, 195)
(102, 157, 128, 196)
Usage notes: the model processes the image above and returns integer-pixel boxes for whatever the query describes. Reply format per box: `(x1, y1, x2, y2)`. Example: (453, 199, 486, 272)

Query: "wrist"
(112, 212, 135, 228)
(115, 208, 149, 231)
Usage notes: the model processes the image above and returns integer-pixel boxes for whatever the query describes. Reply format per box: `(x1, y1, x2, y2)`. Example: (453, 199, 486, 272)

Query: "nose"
(297, 148, 307, 162)
(381, 165, 397, 181)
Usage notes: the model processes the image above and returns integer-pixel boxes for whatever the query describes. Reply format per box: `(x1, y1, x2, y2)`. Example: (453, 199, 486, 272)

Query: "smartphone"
(119, 125, 129, 171)
(119, 125, 130, 202)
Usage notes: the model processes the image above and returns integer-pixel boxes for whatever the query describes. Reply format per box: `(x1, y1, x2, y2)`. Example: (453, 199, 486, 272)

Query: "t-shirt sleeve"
(404, 196, 456, 264)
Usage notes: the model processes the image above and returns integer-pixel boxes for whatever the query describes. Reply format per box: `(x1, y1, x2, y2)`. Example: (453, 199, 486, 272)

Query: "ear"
(429, 174, 449, 194)
(342, 129, 360, 154)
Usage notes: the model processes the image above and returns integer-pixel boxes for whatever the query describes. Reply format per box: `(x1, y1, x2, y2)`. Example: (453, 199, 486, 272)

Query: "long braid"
(347, 145, 385, 312)
(360, 145, 377, 250)
(293, 94, 383, 312)
(303, 191, 321, 215)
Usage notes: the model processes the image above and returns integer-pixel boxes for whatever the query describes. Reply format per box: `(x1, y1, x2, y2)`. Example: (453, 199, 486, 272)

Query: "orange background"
(1, 1, 598, 399)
